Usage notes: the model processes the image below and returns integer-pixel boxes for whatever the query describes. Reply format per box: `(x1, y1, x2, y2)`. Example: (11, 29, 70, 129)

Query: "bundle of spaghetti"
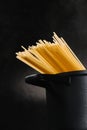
(16, 32, 86, 74)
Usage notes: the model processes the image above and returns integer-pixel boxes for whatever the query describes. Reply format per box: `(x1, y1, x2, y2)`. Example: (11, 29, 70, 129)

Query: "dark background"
(0, 0, 87, 129)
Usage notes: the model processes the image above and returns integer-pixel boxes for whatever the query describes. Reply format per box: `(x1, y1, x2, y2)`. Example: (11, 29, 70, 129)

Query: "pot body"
(25, 70, 87, 129)
(46, 71, 87, 129)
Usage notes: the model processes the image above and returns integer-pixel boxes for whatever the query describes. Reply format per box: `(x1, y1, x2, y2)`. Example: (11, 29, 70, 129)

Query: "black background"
(0, 0, 87, 129)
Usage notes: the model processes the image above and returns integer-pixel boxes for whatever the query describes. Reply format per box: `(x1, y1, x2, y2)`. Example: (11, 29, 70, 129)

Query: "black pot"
(25, 70, 87, 129)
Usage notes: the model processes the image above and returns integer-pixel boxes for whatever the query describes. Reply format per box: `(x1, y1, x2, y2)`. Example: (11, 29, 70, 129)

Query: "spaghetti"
(16, 32, 86, 74)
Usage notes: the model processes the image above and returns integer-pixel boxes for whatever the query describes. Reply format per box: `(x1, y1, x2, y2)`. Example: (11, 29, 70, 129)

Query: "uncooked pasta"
(16, 32, 86, 74)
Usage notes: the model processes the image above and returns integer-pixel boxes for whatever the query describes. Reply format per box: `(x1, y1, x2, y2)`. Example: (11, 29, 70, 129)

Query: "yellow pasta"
(16, 32, 86, 74)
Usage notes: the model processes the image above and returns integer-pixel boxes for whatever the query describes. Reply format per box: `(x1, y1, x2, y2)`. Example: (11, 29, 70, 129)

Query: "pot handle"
(25, 74, 48, 88)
